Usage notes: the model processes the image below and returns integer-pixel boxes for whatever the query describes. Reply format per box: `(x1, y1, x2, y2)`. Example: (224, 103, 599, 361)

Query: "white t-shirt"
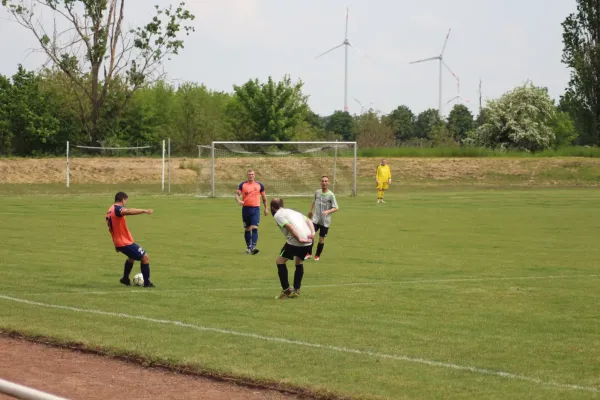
(273, 208, 312, 247)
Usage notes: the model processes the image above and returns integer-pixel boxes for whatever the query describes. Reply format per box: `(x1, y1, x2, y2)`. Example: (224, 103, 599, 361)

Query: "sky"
(0, 0, 577, 117)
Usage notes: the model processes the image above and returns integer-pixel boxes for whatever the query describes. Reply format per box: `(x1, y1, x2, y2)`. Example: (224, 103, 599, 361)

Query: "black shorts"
(313, 223, 329, 238)
(279, 243, 310, 260)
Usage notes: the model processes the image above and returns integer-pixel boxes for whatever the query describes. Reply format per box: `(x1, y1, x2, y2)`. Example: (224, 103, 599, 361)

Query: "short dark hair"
(115, 192, 128, 202)
(321, 175, 329, 180)
(270, 198, 284, 215)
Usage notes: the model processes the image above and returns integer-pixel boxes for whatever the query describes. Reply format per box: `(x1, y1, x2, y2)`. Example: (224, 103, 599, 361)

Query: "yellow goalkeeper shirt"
(376, 165, 391, 181)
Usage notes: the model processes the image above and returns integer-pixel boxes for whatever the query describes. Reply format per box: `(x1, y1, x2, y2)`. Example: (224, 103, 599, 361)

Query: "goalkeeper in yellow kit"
(375, 159, 392, 203)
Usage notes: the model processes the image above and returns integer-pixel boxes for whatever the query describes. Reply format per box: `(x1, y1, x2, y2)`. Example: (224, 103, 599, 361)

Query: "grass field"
(1, 189, 599, 399)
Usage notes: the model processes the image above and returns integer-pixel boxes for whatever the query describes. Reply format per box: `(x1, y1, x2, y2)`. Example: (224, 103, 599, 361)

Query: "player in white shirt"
(270, 198, 315, 299)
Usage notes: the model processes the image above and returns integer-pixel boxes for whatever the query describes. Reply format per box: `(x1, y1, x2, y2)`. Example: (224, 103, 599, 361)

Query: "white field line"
(7, 274, 599, 297)
(0, 294, 597, 394)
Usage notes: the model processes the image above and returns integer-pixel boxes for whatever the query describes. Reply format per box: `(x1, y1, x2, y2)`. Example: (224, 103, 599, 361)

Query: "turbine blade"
(442, 61, 458, 80)
(445, 96, 458, 105)
(353, 97, 364, 107)
(345, 6, 349, 40)
(409, 56, 439, 64)
(316, 43, 345, 59)
(440, 28, 451, 57)
(348, 43, 367, 58)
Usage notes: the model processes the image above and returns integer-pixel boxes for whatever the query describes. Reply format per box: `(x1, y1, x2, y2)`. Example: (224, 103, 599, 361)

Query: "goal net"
(66, 141, 168, 191)
(197, 141, 357, 197)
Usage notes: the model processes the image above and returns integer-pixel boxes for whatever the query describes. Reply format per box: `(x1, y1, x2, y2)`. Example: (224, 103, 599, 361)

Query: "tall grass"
(358, 146, 600, 158)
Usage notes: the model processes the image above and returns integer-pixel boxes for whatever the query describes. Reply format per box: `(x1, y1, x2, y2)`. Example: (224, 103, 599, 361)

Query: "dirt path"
(0, 335, 295, 400)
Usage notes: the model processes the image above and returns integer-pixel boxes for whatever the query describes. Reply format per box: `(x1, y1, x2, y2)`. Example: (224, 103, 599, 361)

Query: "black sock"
(251, 228, 258, 248)
(141, 263, 150, 284)
(307, 243, 313, 255)
(293, 264, 304, 290)
(244, 231, 251, 248)
(316, 243, 325, 256)
(277, 264, 289, 289)
(123, 261, 134, 279)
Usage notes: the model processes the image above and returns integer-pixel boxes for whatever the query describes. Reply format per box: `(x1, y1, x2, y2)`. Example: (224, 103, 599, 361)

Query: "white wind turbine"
(409, 28, 452, 116)
(444, 63, 470, 106)
(353, 97, 377, 114)
(316, 7, 360, 112)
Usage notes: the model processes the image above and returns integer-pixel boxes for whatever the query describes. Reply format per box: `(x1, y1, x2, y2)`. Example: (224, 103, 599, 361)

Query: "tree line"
(0, 0, 598, 156)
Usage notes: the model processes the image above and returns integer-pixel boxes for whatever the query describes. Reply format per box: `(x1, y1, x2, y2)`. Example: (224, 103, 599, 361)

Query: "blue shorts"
(116, 243, 146, 261)
(242, 206, 260, 228)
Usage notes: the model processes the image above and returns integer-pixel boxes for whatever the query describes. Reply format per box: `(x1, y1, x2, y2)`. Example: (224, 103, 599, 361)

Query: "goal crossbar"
(199, 141, 358, 198)
(65, 140, 171, 193)
(73, 145, 152, 150)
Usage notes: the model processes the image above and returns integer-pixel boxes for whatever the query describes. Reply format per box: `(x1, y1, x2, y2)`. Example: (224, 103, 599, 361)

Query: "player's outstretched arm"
(122, 208, 153, 215)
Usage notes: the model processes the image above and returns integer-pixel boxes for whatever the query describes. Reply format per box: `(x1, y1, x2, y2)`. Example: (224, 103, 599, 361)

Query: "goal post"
(65, 141, 168, 191)
(197, 141, 358, 198)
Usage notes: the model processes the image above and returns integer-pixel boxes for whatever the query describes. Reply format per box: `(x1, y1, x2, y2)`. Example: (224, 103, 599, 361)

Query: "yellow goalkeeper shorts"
(377, 182, 389, 190)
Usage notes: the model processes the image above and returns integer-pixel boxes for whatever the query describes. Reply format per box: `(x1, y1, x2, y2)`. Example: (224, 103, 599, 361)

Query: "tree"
(354, 111, 395, 148)
(475, 83, 556, 151)
(384, 105, 414, 141)
(229, 75, 309, 141)
(414, 109, 443, 139)
(561, 0, 600, 144)
(550, 111, 578, 148)
(447, 104, 474, 141)
(38, 68, 89, 150)
(324, 110, 353, 140)
(2, 0, 195, 144)
(558, 91, 588, 144)
(173, 83, 233, 154)
(0, 66, 60, 155)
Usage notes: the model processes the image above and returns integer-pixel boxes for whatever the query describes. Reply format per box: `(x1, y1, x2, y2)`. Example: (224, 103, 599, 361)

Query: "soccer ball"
(133, 273, 144, 286)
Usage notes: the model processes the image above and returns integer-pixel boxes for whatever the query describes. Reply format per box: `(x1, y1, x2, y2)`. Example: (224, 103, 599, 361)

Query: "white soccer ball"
(133, 273, 144, 286)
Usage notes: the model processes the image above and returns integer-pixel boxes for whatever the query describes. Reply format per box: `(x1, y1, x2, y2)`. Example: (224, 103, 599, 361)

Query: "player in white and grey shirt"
(271, 198, 315, 299)
(306, 175, 339, 261)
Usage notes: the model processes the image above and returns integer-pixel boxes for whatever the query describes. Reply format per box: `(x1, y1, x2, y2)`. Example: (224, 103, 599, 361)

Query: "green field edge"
(0, 329, 351, 400)
(3, 145, 600, 158)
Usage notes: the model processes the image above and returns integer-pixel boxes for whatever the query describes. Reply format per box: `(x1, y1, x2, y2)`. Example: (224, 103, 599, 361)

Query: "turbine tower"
(316, 7, 358, 112)
(409, 28, 452, 116)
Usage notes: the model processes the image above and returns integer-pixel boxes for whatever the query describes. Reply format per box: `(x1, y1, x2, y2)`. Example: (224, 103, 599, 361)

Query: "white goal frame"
(200, 141, 357, 198)
(65, 140, 171, 192)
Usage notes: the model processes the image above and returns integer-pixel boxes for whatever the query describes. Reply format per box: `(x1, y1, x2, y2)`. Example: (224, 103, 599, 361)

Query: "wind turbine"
(316, 7, 359, 112)
(444, 63, 470, 106)
(353, 97, 376, 114)
(409, 28, 452, 116)
(478, 78, 483, 113)
(353, 97, 365, 114)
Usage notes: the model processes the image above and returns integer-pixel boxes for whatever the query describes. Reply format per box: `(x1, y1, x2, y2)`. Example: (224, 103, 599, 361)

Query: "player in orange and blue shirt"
(235, 169, 268, 255)
(106, 192, 155, 287)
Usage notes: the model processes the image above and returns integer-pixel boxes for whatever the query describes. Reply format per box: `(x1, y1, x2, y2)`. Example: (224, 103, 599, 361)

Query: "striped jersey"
(311, 189, 338, 228)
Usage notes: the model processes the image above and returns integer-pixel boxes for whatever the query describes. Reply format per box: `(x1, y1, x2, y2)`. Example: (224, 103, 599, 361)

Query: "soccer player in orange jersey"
(235, 169, 268, 255)
(106, 192, 155, 287)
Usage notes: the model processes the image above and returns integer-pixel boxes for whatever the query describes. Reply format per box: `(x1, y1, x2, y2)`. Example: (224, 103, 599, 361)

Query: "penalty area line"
(0, 294, 597, 394)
